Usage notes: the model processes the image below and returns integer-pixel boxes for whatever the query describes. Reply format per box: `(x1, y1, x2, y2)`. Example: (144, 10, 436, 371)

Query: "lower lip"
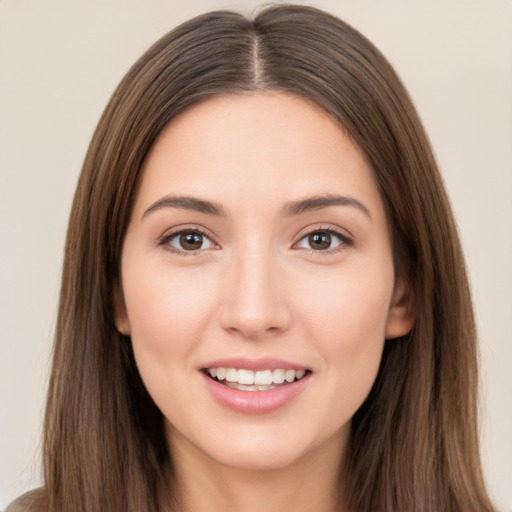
(201, 372, 311, 414)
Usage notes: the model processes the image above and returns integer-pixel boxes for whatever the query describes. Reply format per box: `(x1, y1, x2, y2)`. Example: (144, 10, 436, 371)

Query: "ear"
(385, 276, 415, 340)
(113, 282, 131, 336)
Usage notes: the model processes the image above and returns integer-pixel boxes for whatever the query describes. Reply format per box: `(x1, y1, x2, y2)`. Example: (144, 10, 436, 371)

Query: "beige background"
(1, 0, 511, 509)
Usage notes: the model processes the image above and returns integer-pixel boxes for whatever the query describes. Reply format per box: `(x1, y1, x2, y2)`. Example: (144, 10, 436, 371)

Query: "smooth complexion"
(115, 94, 413, 512)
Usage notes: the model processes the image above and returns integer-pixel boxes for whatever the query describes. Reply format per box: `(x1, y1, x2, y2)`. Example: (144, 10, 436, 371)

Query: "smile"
(204, 367, 308, 391)
(201, 360, 312, 413)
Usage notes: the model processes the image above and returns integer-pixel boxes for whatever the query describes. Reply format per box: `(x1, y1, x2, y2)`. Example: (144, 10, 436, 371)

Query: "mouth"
(202, 367, 311, 392)
(200, 360, 312, 413)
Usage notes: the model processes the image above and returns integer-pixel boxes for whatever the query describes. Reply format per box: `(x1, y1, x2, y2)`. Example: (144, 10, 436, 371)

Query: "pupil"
(309, 232, 331, 250)
(180, 232, 202, 250)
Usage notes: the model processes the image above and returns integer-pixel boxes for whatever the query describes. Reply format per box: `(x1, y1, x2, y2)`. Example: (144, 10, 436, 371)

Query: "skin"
(116, 93, 414, 512)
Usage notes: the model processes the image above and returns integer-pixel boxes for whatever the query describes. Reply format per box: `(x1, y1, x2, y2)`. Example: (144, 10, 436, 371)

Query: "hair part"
(37, 5, 494, 512)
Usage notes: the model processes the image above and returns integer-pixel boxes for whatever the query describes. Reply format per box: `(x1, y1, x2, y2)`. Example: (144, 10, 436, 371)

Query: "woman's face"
(116, 93, 412, 472)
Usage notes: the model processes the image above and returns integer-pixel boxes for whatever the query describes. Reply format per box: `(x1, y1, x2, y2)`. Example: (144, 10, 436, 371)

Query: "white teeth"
(272, 369, 285, 384)
(225, 368, 238, 382)
(206, 367, 308, 386)
(237, 369, 255, 385)
(285, 369, 296, 383)
(225, 382, 274, 392)
(254, 369, 272, 385)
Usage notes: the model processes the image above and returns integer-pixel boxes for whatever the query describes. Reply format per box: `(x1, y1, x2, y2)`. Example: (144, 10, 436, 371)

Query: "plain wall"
(1, 0, 511, 509)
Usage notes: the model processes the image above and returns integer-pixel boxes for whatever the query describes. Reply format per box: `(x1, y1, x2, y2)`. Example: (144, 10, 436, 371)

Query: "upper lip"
(201, 357, 311, 372)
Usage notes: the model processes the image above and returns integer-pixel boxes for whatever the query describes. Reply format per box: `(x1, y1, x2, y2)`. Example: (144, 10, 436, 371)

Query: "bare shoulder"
(5, 488, 47, 512)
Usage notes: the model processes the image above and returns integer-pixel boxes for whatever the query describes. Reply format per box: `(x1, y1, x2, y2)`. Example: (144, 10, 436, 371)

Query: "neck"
(165, 429, 348, 512)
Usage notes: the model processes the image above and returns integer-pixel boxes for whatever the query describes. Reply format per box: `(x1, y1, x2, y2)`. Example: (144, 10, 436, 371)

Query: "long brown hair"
(31, 5, 494, 511)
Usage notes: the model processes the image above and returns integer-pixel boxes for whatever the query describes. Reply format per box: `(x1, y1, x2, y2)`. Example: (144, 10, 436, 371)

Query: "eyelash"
(293, 227, 354, 253)
(158, 226, 354, 255)
(158, 227, 217, 256)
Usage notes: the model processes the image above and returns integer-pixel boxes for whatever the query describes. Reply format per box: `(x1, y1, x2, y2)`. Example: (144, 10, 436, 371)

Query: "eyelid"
(157, 225, 220, 255)
(156, 223, 354, 255)
(292, 225, 354, 252)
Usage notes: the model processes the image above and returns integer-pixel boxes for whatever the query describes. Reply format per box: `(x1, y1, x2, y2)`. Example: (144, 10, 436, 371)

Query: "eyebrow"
(142, 193, 371, 219)
(142, 195, 227, 218)
(282, 194, 371, 219)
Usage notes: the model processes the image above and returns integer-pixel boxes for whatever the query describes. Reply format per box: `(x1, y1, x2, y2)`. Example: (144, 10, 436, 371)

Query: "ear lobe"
(113, 283, 131, 336)
(385, 276, 415, 340)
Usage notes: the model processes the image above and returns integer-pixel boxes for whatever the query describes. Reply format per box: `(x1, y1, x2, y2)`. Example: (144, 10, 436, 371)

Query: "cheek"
(123, 262, 216, 353)
(120, 250, 221, 411)
(295, 261, 393, 412)
(121, 259, 222, 421)
(297, 260, 393, 344)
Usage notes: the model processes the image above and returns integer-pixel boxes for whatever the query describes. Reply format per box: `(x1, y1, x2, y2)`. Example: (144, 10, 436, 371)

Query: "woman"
(8, 4, 495, 512)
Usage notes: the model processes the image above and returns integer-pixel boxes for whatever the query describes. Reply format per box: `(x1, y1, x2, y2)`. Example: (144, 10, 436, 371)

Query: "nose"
(219, 245, 292, 340)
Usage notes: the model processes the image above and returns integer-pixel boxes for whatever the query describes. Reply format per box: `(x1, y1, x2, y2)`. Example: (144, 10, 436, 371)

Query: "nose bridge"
(220, 237, 290, 338)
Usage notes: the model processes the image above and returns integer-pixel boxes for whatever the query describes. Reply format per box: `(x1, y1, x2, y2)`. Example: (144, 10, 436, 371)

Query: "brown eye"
(308, 231, 332, 250)
(296, 229, 347, 251)
(166, 230, 214, 252)
(180, 232, 203, 250)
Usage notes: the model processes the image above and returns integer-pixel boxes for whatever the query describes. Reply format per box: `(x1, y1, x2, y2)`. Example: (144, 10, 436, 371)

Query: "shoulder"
(5, 488, 47, 512)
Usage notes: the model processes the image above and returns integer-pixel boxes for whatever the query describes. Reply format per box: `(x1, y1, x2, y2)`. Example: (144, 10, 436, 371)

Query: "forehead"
(134, 93, 384, 219)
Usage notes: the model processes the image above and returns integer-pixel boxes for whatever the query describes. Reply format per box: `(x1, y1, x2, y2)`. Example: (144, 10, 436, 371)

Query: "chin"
(167, 416, 349, 474)
(210, 443, 308, 472)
